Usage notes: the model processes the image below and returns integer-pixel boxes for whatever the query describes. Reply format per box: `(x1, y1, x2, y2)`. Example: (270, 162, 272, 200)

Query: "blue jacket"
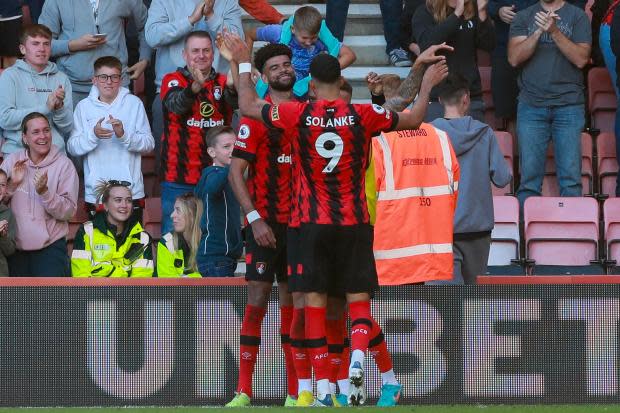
(194, 165, 242, 259)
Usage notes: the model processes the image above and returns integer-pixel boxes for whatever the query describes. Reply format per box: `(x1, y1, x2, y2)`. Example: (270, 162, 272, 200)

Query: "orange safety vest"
(372, 123, 459, 285)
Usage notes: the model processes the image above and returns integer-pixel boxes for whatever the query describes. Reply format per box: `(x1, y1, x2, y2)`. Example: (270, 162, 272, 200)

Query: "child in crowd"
(157, 193, 203, 278)
(245, 5, 356, 96)
(195, 126, 242, 277)
(0, 168, 16, 276)
(68, 56, 154, 219)
(71, 180, 154, 277)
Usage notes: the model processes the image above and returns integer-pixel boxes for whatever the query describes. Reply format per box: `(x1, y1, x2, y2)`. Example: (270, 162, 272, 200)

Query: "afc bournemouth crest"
(213, 86, 222, 101)
(256, 262, 267, 275)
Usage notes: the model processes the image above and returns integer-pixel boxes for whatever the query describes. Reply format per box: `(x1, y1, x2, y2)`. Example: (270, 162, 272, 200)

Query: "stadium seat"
(491, 131, 514, 196)
(486, 196, 523, 274)
(597, 132, 618, 197)
(542, 133, 593, 196)
(588, 67, 617, 132)
(604, 198, 620, 272)
(524, 196, 601, 274)
(141, 151, 157, 176)
(477, 49, 491, 67)
(68, 199, 89, 255)
(479, 66, 503, 130)
(143, 174, 161, 197)
(143, 197, 162, 242)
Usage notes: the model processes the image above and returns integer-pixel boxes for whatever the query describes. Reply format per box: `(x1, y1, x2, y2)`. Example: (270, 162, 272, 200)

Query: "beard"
(269, 73, 296, 91)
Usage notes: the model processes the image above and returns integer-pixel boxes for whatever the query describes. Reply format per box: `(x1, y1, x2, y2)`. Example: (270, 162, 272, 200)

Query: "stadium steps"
(242, 2, 404, 103)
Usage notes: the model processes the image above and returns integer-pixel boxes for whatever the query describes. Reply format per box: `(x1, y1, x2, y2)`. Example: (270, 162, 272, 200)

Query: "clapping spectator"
(0, 169, 16, 277)
(71, 180, 154, 277)
(38, 0, 151, 107)
(509, 0, 591, 206)
(1, 112, 79, 277)
(0, 24, 73, 156)
(0, 0, 23, 68)
(412, 0, 495, 122)
(68, 56, 154, 218)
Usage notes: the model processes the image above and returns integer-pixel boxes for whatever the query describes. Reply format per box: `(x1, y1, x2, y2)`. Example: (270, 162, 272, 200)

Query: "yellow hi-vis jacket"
(157, 232, 201, 277)
(371, 124, 459, 285)
(71, 213, 154, 277)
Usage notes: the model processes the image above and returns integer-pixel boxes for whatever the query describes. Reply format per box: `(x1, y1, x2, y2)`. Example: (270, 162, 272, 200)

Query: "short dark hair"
(438, 73, 470, 106)
(254, 44, 293, 74)
(310, 54, 341, 83)
(94, 56, 122, 73)
(21, 112, 49, 135)
(293, 6, 322, 34)
(184, 31, 212, 48)
(206, 125, 235, 149)
(0, 168, 7, 180)
(19, 24, 52, 45)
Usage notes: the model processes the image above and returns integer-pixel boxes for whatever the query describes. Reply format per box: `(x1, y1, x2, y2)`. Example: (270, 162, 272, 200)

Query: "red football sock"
(290, 308, 311, 380)
(305, 306, 331, 381)
(326, 317, 345, 383)
(368, 323, 393, 373)
(349, 300, 373, 354)
(280, 305, 297, 396)
(237, 304, 266, 397)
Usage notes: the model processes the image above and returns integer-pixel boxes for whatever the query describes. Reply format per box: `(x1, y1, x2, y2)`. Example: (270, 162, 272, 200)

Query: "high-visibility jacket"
(157, 232, 201, 278)
(372, 124, 459, 285)
(71, 213, 154, 277)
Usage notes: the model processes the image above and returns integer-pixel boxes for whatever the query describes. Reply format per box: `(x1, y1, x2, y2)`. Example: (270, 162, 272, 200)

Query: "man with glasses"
(38, 0, 151, 106)
(68, 56, 154, 220)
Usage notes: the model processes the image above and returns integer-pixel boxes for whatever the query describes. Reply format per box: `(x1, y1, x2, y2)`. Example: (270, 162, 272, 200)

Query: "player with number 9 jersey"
(261, 100, 398, 226)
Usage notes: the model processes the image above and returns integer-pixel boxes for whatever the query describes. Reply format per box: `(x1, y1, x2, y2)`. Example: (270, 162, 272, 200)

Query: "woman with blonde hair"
(412, 0, 495, 122)
(157, 193, 203, 277)
(71, 180, 153, 277)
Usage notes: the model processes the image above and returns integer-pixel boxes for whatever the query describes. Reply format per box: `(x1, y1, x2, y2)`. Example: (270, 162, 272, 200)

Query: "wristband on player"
(246, 210, 261, 224)
(239, 62, 252, 74)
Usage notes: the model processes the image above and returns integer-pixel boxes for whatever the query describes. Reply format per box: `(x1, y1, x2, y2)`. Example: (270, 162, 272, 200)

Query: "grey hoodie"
(431, 116, 512, 234)
(0, 60, 73, 154)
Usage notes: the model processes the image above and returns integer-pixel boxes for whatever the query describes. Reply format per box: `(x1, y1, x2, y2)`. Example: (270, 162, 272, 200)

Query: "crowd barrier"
(0, 278, 618, 406)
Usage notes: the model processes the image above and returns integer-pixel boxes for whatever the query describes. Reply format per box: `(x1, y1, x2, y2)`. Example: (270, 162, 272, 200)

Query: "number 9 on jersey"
(315, 132, 344, 173)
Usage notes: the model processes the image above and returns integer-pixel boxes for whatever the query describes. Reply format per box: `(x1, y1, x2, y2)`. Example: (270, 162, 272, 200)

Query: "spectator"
(157, 193, 203, 277)
(240, 0, 284, 24)
(610, 1, 620, 194)
(592, 0, 612, 67)
(68, 56, 154, 218)
(71, 180, 154, 277)
(508, 0, 591, 206)
(0, 24, 73, 156)
(326, 0, 414, 66)
(0, 168, 16, 277)
(38, 0, 151, 107)
(245, 5, 356, 97)
(195, 126, 241, 277)
(1, 112, 78, 277)
(412, 0, 496, 122)
(402, 0, 427, 56)
(158, 31, 234, 234)
(145, 0, 243, 161)
(0, 0, 23, 68)
(430, 73, 512, 284)
(601, 0, 620, 96)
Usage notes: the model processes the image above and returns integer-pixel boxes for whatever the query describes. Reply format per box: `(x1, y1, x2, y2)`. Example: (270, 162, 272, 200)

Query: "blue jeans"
(197, 256, 237, 277)
(516, 101, 584, 207)
(160, 181, 195, 235)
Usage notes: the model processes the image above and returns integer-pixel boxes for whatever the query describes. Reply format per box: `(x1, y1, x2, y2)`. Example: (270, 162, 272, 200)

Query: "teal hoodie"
(0, 60, 73, 154)
(38, 0, 151, 93)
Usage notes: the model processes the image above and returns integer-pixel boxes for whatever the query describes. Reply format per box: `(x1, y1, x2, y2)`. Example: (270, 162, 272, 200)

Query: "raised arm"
(540, 11, 590, 69)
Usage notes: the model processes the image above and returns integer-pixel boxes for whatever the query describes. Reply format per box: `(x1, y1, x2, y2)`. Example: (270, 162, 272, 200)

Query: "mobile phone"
(93, 33, 107, 38)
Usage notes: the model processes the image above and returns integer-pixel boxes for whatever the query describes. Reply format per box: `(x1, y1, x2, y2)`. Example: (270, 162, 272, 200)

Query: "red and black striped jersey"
(232, 97, 293, 224)
(262, 99, 398, 226)
(160, 68, 233, 185)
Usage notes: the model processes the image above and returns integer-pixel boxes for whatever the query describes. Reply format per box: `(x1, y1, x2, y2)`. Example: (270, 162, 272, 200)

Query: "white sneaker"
(348, 361, 367, 405)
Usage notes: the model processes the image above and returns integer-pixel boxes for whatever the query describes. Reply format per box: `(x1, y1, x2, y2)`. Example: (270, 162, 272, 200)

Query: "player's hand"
(499, 5, 516, 24)
(416, 42, 453, 66)
(222, 31, 251, 63)
(127, 59, 148, 80)
(189, 0, 206, 25)
(33, 170, 48, 196)
(203, 0, 215, 20)
(0, 220, 8, 237)
(94, 117, 114, 139)
(251, 219, 277, 249)
(107, 114, 125, 138)
(69, 34, 106, 52)
(366, 72, 384, 96)
(10, 159, 28, 188)
(421, 60, 449, 92)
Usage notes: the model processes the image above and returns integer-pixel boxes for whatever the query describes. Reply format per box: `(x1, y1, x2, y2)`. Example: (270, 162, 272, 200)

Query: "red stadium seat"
(588, 67, 617, 132)
(488, 196, 520, 267)
(143, 174, 161, 197)
(597, 132, 618, 197)
(479, 66, 503, 130)
(604, 198, 620, 271)
(477, 49, 491, 67)
(524, 197, 600, 274)
(542, 133, 593, 196)
(143, 197, 162, 242)
(141, 151, 157, 176)
(491, 131, 514, 196)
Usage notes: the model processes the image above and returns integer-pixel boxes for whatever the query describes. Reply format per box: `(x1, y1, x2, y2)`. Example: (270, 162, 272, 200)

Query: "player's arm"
(228, 157, 276, 248)
(394, 60, 448, 130)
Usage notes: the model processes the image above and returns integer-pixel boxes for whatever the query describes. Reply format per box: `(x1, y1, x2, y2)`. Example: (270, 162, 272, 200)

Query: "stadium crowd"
(0, 0, 612, 407)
